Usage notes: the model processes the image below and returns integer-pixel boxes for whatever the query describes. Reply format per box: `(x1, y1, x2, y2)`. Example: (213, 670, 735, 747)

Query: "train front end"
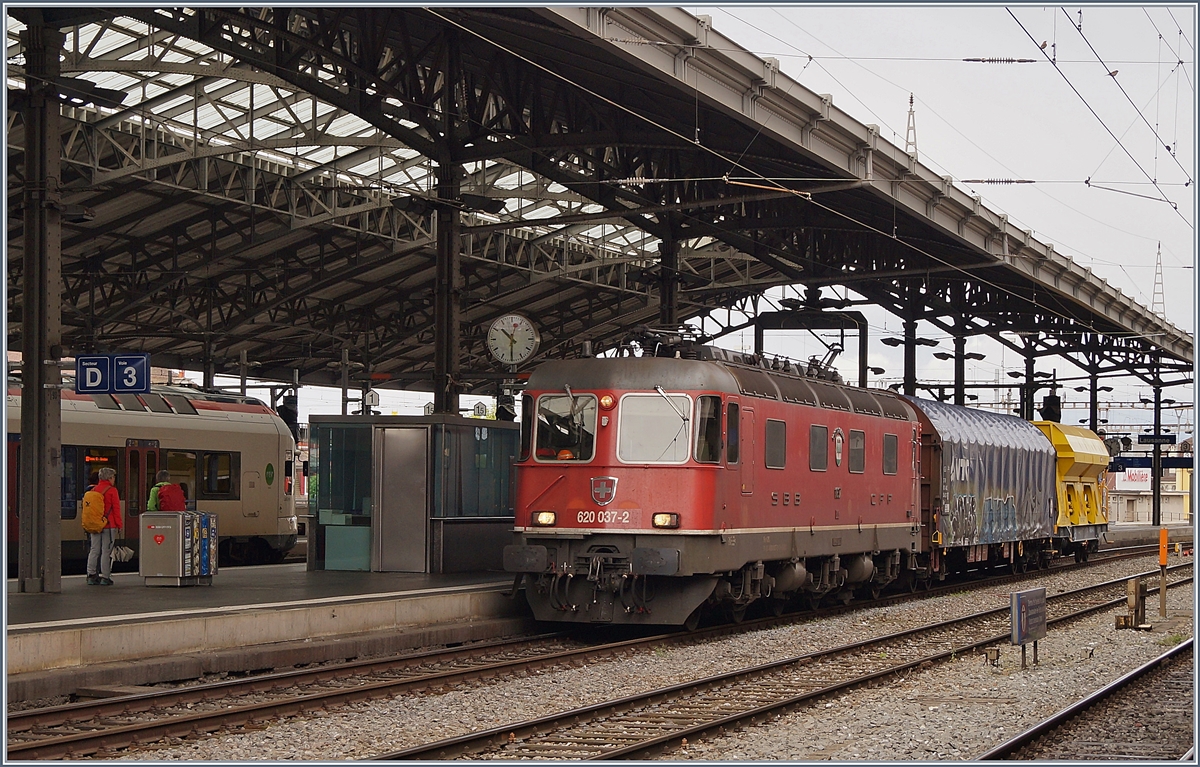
(505, 357, 737, 626)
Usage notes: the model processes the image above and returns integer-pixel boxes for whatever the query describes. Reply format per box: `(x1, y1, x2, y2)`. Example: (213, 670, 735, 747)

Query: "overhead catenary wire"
(1065, 7, 1193, 184)
(425, 7, 1190, 343)
(1007, 8, 1193, 229)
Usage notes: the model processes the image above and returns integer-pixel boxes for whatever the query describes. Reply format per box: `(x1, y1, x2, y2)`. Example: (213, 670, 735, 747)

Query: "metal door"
(372, 427, 428, 572)
(741, 408, 756, 495)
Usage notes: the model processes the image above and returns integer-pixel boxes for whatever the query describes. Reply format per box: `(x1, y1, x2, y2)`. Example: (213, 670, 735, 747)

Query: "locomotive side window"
(694, 396, 722, 463)
(809, 425, 828, 471)
(519, 394, 534, 461)
(617, 393, 692, 464)
(726, 403, 740, 464)
(764, 419, 786, 469)
(883, 433, 899, 475)
(848, 429, 865, 474)
(535, 394, 597, 462)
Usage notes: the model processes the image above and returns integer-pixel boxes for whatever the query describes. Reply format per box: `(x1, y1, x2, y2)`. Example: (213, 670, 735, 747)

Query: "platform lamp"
(932, 351, 986, 361)
(881, 337, 938, 347)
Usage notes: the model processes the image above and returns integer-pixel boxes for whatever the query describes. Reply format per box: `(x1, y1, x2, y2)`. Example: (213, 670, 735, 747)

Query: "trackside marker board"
(1011, 587, 1047, 645)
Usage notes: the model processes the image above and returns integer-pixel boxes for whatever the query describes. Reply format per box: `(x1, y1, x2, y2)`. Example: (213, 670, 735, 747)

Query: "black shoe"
(86, 575, 100, 585)
(98, 577, 114, 586)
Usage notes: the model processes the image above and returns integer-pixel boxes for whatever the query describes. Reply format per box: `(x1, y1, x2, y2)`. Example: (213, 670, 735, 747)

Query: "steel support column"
(953, 333, 966, 407)
(1088, 370, 1099, 433)
(1023, 351, 1036, 421)
(1152, 369, 1162, 527)
(433, 33, 462, 415)
(902, 319, 916, 396)
(658, 237, 678, 326)
(17, 25, 65, 594)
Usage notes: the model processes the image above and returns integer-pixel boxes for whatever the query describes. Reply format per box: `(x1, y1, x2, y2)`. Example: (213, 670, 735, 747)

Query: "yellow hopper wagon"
(1033, 421, 1110, 561)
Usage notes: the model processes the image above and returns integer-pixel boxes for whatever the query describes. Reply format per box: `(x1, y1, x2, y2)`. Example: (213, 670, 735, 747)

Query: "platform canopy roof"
(7, 7, 1192, 392)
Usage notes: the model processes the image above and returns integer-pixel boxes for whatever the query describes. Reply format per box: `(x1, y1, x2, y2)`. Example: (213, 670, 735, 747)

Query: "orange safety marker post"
(1159, 527, 1169, 618)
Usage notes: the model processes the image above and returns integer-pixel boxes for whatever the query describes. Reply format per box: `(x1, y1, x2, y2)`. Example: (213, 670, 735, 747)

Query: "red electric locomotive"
(504, 344, 926, 627)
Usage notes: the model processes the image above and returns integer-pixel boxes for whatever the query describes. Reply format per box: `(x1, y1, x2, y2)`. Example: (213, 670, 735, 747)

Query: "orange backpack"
(81, 489, 107, 533)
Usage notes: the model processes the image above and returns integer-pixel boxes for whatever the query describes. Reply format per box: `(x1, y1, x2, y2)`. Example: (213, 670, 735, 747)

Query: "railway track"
(5, 552, 1183, 760)
(977, 638, 1194, 760)
(373, 566, 1193, 760)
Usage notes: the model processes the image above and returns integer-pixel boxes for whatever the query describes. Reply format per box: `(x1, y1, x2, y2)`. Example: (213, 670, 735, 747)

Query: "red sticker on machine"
(571, 508, 643, 527)
(154, 535, 165, 545)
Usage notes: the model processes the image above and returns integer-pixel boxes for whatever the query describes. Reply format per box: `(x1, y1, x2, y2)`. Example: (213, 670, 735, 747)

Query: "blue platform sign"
(74, 353, 151, 394)
(1010, 587, 1047, 646)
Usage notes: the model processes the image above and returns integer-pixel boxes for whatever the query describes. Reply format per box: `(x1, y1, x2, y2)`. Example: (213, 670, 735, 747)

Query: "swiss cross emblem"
(591, 477, 618, 506)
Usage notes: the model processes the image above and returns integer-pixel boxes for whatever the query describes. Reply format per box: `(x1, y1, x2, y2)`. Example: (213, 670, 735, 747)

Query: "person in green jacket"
(148, 470, 187, 512)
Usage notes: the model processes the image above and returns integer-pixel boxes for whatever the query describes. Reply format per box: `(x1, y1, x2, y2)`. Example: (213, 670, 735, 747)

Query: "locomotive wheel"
(869, 585, 884, 601)
(807, 593, 823, 611)
(768, 598, 788, 617)
(729, 604, 748, 624)
(683, 607, 702, 632)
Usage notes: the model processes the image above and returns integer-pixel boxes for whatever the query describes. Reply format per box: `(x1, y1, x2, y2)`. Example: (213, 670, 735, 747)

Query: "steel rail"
(371, 567, 1192, 760)
(976, 638, 1193, 760)
(6, 550, 1179, 760)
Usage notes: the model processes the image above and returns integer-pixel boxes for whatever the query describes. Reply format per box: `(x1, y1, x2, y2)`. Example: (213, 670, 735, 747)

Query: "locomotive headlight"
(599, 394, 615, 410)
(532, 510, 557, 526)
(652, 513, 680, 529)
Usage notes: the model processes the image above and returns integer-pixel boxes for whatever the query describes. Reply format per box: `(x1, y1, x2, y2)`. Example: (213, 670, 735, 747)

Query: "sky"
(678, 4, 1196, 433)
(178, 6, 1195, 436)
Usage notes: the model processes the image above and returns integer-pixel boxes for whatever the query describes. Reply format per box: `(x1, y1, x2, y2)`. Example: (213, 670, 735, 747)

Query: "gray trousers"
(87, 528, 115, 578)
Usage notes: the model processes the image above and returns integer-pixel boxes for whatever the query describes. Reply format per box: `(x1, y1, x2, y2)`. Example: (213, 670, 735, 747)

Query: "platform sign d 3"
(1010, 587, 1047, 646)
(74, 353, 151, 394)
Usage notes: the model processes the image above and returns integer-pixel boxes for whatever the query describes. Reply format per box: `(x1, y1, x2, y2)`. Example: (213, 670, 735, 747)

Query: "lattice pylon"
(904, 93, 918, 163)
(1151, 242, 1166, 317)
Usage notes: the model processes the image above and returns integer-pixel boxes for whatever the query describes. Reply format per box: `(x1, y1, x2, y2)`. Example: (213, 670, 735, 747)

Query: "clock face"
(487, 314, 540, 365)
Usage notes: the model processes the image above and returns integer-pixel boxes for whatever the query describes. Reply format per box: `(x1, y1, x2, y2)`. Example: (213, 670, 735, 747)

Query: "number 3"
(123, 366, 137, 387)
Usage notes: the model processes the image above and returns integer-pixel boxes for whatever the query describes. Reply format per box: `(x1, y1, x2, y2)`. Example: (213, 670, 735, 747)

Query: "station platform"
(6, 564, 534, 703)
(1103, 521, 1193, 548)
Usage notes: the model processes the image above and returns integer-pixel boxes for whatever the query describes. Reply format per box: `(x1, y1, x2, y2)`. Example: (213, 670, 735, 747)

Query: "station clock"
(487, 313, 541, 366)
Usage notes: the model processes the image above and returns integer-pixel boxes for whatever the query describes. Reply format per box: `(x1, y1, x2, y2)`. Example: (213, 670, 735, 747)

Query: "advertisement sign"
(1011, 587, 1047, 646)
(1115, 468, 1152, 492)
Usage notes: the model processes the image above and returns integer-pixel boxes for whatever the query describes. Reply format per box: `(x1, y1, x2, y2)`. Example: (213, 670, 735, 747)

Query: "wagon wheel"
(683, 607, 702, 632)
(768, 598, 788, 617)
(870, 585, 884, 601)
(729, 604, 748, 624)
(807, 593, 823, 611)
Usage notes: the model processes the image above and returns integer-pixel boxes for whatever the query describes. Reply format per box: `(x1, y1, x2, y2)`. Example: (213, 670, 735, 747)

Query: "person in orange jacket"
(86, 466, 123, 585)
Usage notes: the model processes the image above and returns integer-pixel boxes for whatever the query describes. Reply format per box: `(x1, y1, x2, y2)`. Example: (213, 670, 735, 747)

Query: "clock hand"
(500, 328, 516, 343)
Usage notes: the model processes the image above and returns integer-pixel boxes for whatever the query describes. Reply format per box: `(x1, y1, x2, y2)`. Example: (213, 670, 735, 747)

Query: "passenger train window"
(140, 394, 173, 413)
(166, 451, 198, 506)
(535, 394, 597, 462)
(848, 429, 865, 474)
(61, 446, 79, 519)
(694, 396, 722, 463)
(83, 447, 120, 485)
(163, 395, 198, 415)
(726, 403, 740, 464)
(883, 434, 898, 475)
(809, 425, 828, 471)
(764, 419, 786, 469)
(91, 395, 121, 410)
(201, 452, 237, 496)
(617, 393, 692, 464)
(113, 394, 145, 411)
(518, 395, 533, 461)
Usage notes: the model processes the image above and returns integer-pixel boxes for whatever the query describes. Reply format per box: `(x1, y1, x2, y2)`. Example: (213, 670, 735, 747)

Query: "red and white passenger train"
(504, 342, 1105, 627)
(7, 378, 300, 569)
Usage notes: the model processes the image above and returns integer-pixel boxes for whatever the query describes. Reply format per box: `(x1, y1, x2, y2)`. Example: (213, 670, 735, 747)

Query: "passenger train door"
(125, 439, 161, 534)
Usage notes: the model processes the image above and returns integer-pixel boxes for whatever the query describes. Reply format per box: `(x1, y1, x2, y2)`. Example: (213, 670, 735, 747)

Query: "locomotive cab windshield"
(534, 392, 596, 461)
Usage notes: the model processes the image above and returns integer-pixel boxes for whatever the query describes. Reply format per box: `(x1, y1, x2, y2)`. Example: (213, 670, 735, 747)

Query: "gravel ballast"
(113, 555, 1192, 761)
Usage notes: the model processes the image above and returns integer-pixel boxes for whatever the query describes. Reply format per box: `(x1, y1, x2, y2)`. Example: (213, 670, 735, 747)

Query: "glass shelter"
(308, 415, 518, 572)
